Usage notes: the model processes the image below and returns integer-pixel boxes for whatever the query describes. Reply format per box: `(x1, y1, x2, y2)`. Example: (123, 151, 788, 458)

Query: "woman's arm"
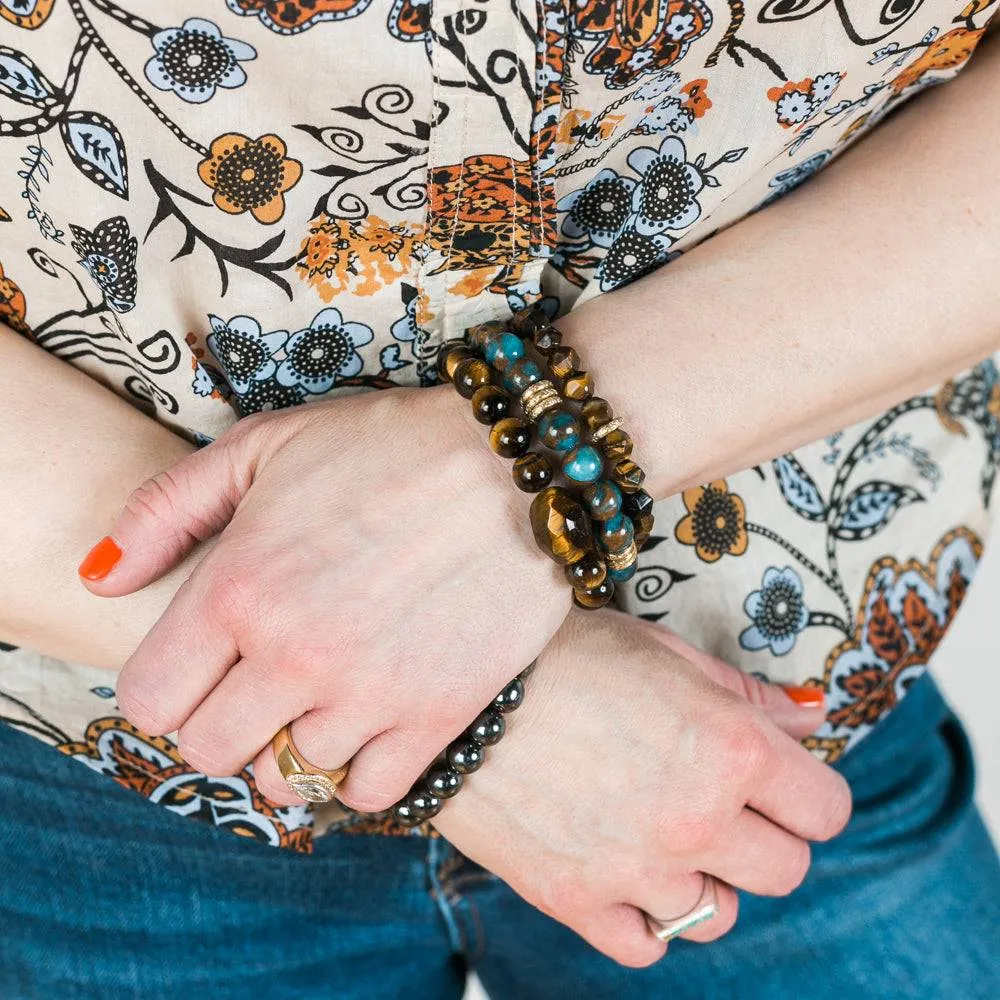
(565, 32, 1000, 498)
(0, 327, 203, 667)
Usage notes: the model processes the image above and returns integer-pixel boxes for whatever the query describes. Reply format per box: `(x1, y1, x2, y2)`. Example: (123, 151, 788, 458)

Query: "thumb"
(637, 619, 826, 741)
(77, 438, 250, 597)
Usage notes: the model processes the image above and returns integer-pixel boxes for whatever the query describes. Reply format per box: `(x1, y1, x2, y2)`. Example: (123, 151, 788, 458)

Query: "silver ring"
(644, 874, 720, 942)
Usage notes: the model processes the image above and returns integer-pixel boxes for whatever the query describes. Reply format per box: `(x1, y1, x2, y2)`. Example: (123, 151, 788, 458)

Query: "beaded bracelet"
(439, 304, 656, 610)
(391, 667, 533, 828)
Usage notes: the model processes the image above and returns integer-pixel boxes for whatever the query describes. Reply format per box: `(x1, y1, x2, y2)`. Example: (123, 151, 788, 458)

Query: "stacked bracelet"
(391, 667, 533, 828)
(439, 305, 656, 611)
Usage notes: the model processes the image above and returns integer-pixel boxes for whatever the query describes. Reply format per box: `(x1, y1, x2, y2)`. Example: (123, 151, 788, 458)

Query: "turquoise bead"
(562, 444, 603, 485)
(484, 332, 525, 372)
(609, 561, 638, 583)
(582, 481, 622, 521)
(538, 410, 580, 452)
(504, 357, 544, 394)
(600, 513, 635, 553)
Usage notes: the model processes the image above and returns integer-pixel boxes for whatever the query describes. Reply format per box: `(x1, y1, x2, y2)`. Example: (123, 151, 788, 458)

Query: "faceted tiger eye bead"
(563, 370, 594, 401)
(503, 357, 544, 395)
(611, 459, 645, 492)
(562, 444, 603, 485)
(438, 342, 475, 383)
(573, 578, 615, 610)
(471, 385, 511, 425)
(600, 428, 634, 461)
(453, 357, 492, 399)
(529, 487, 594, 565)
(494, 678, 525, 712)
(581, 481, 622, 521)
(580, 397, 614, 434)
(483, 332, 525, 373)
(533, 324, 562, 357)
(633, 513, 656, 550)
(510, 304, 550, 336)
(564, 551, 607, 590)
(512, 452, 555, 493)
(426, 766, 463, 798)
(538, 409, 580, 452)
(466, 320, 508, 351)
(547, 346, 581, 381)
(489, 417, 532, 459)
(467, 709, 506, 746)
(623, 489, 656, 549)
(600, 513, 635, 553)
(447, 739, 485, 774)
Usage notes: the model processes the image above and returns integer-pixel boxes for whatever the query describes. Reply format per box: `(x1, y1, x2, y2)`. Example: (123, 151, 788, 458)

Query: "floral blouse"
(1, 0, 997, 852)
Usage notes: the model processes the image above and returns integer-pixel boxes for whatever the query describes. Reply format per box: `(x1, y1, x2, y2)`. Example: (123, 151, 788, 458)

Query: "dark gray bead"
(447, 739, 485, 774)
(392, 801, 423, 827)
(408, 786, 443, 821)
(426, 766, 463, 799)
(467, 709, 506, 746)
(494, 678, 525, 713)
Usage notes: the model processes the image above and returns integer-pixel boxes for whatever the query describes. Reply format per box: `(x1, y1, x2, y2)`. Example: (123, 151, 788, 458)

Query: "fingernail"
(78, 536, 122, 581)
(781, 685, 825, 708)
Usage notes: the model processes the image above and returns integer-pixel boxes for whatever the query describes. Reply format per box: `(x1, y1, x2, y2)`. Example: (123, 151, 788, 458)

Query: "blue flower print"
(69, 216, 138, 313)
(277, 308, 374, 395)
(760, 151, 832, 208)
(557, 169, 637, 249)
(632, 70, 681, 103)
(145, 18, 256, 104)
(390, 288, 419, 344)
(639, 98, 694, 135)
(206, 314, 288, 395)
(627, 136, 705, 237)
(740, 567, 810, 657)
(595, 229, 676, 293)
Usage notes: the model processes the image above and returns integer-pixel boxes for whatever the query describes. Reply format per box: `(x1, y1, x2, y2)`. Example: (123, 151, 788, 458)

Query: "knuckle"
(205, 565, 257, 630)
(337, 782, 402, 815)
(773, 840, 812, 896)
(115, 682, 171, 737)
(175, 728, 234, 778)
(658, 797, 727, 856)
(713, 712, 770, 782)
(125, 470, 184, 526)
(812, 773, 853, 841)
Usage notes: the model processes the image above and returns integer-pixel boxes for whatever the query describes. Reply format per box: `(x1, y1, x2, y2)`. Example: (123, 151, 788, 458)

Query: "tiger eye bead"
(623, 489, 656, 548)
(510, 304, 550, 336)
(426, 766, 464, 799)
(533, 324, 562, 357)
(529, 487, 594, 565)
(489, 417, 532, 459)
(562, 444, 603, 485)
(503, 357, 544, 395)
(512, 452, 554, 493)
(600, 513, 635, 553)
(582, 481, 623, 521)
(466, 320, 508, 351)
(611, 459, 645, 492)
(483, 332, 525, 373)
(633, 513, 656, 550)
(471, 385, 511, 425)
(580, 397, 614, 433)
(438, 342, 475, 383)
(494, 678, 525, 712)
(547, 346, 581, 381)
(467, 709, 506, 746)
(453, 357, 492, 399)
(600, 428, 634, 461)
(538, 409, 580, 452)
(564, 551, 607, 590)
(573, 578, 615, 610)
(563, 370, 594, 401)
(447, 739, 485, 774)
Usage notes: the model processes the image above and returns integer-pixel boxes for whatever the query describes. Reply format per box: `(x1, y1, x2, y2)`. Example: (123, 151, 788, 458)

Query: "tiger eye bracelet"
(390, 667, 533, 828)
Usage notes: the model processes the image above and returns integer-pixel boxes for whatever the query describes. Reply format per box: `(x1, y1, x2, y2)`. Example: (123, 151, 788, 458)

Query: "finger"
(174, 658, 314, 777)
(636, 618, 826, 739)
(115, 565, 238, 736)
(78, 434, 252, 597)
(251, 707, 383, 807)
(697, 808, 812, 897)
(636, 876, 739, 945)
(567, 903, 667, 969)
(749, 724, 853, 842)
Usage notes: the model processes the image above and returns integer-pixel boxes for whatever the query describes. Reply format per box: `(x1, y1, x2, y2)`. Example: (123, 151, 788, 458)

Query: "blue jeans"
(1, 674, 997, 999)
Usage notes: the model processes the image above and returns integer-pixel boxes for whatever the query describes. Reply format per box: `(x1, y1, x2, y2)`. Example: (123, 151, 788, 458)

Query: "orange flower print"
(0, 0, 54, 29)
(680, 79, 712, 119)
(0, 205, 10, 222)
(197, 133, 302, 224)
(0, 261, 29, 335)
(675, 480, 748, 563)
(890, 27, 986, 93)
(767, 73, 842, 129)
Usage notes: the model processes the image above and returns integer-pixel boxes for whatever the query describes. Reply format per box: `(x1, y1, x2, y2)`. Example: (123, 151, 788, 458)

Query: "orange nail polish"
(78, 536, 122, 581)
(781, 685, 825, 708)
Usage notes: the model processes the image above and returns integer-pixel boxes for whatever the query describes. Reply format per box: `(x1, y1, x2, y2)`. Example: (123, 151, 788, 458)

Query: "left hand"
(80, 385, 569, 810)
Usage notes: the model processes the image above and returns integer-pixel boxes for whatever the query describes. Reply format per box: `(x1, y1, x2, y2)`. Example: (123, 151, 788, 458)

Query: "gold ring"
(271, 724, 349, 803)
(645, 874, 720, 943)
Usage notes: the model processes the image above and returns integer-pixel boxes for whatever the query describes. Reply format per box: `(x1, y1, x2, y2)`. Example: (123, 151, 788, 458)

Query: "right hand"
(433, 608, 852, 967)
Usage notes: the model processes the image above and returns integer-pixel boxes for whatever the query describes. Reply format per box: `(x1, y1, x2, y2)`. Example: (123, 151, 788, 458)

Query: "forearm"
(566, 34, 1000, 498)
(0, 328, 204, 668)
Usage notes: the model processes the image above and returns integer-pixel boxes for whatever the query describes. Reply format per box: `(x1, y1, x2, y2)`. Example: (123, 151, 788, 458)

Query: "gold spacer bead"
(591, 417, 624, 442)
(521, 380, 561, 422)
(605, 542, 638, 571)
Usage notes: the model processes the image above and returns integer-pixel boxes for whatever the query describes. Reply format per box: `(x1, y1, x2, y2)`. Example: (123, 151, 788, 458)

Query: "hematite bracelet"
(391, 667, 533, 828)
